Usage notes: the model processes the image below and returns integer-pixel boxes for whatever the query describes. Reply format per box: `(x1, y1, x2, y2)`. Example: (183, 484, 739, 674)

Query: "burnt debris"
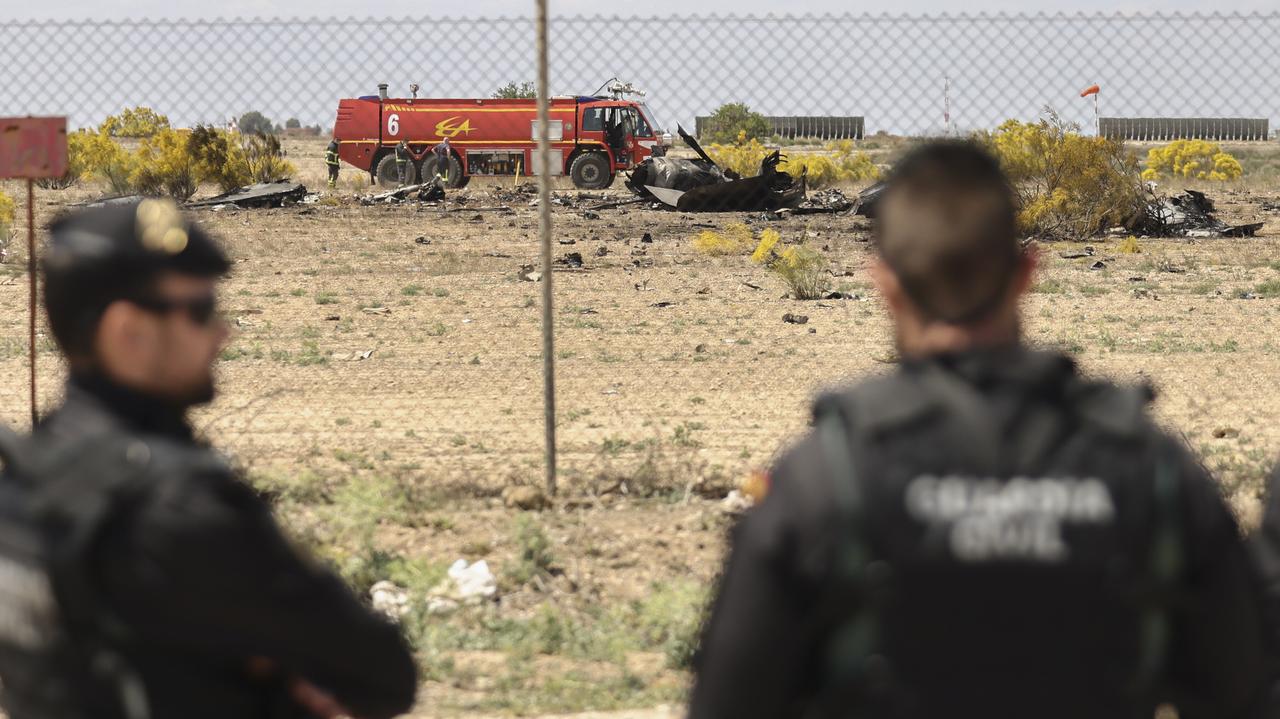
(1135, 189, 1263, 238)
(625, 125, 805, 212)
(187, 182, 308, 209)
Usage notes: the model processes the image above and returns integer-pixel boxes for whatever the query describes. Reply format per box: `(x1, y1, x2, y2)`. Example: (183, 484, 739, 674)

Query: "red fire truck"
(332, 81, 669, 189)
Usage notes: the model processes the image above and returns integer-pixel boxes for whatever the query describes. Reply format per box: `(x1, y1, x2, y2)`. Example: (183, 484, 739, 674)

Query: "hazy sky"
(1, 0, 1275, 20)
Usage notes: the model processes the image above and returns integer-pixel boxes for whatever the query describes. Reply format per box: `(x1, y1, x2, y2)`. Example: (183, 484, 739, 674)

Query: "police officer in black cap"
(0, 198, 417, 718)
(689, 141, 1266, 719)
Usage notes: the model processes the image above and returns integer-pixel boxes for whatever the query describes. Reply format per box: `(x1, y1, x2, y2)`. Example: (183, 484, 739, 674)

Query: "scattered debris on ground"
(789, 188, 853, 215)
(361, 179, 445, 205)
(426, 559, 498, 615)
(370, 581, 412, 619)
(188, 181, 308, 209)
(80, 194, 148, 209)
(1059, 246, 1096, 259)
(1135, 189, 1264, 238)
(556, 252, 585, 269)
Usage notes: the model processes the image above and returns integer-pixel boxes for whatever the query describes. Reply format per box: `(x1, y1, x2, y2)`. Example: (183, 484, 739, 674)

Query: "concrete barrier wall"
(1100, 117, 1271, 141)
(695, 116, 865, 141)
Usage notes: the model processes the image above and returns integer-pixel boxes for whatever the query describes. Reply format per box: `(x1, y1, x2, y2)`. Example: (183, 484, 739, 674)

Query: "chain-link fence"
(2, 10, 1279, 489)
(2, 10, 1279, 713)
(2, 13, 1278, 136)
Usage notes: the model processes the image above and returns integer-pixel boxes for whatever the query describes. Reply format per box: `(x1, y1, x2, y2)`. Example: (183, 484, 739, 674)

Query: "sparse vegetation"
(100, 106, 170, 137)
(238, 110, 274, 136)
(707, 137, 879, 187)
(693, 223, 754, 256)
(1143, 139, 1243, 182)
(13, 132, 1280, 717)
(751, 230, 830, 299)
(701, 102, 770, 144)
(493, 81, 537, 99)
(982, 109, 1146, 239)
(0, 191, 14, 242)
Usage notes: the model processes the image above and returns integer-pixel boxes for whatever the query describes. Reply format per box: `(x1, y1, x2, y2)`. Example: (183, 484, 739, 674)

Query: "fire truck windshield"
(632, 107, 654, 137)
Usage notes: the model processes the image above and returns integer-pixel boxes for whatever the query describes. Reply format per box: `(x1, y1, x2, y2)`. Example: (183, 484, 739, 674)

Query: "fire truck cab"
(331, 81, 669, 190)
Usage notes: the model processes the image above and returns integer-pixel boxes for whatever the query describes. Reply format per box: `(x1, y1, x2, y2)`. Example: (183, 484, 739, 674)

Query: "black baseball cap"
(42, 198, 230, 356)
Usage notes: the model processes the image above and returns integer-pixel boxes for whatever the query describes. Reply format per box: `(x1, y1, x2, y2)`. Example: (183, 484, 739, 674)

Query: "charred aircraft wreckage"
(625, 126, 807, 212)
(625, 126, 883, 215)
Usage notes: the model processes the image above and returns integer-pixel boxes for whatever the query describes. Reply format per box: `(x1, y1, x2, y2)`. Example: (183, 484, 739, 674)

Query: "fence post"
(535, 0, 557, 497)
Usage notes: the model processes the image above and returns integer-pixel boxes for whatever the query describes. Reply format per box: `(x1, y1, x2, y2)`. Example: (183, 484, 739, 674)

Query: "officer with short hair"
(688, 141, 1266, 719)
(0, 199, 418, 718)
(395, 139, 411, 186)
(325, 139, 340, 189)
(431, 136, 451, 183)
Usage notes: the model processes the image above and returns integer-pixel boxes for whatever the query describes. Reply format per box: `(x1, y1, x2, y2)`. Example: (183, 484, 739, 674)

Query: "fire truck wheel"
(375, 154, 415, 186)
(570, 153, 612, 190)
(423, 155, 466, 188)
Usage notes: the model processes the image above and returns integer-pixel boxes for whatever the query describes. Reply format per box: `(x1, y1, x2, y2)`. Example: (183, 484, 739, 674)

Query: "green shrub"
(702, 103, 770, 144)
(753, 238, 830, 299)
(238, 111, 274, 136)
(493, 81, 536, 99)
(189, 125, 252, 192)
(505, 517, 556, 587)
(242, 132, 296, 183)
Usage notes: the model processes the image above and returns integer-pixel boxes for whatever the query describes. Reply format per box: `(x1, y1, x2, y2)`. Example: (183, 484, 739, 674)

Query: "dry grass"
(2, 136, 1279, 715)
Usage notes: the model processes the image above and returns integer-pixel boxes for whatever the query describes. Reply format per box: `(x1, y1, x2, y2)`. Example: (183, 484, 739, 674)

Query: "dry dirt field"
(2, 136, 1279, 716)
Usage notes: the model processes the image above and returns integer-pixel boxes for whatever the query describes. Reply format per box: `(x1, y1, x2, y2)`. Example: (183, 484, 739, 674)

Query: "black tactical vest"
(0, 426, 150, 719)
(808, 357, 1182, 719)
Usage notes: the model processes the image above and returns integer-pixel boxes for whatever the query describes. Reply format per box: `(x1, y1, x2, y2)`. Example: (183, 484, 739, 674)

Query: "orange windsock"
(1080, 84, 1101, 97)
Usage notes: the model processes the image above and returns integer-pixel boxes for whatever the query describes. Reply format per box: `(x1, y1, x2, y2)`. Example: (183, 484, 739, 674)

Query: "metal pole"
(27, 178, 37, 427)
(943, 75, 951, 135)
(535, 0, 557, 496)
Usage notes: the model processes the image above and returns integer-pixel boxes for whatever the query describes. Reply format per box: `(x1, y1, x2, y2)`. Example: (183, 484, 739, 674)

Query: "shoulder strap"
(813, 403, 892, 704)
(1131, 451, 1184, 695)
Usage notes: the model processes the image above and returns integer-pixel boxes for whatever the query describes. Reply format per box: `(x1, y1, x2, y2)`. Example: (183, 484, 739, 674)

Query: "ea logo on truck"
(435, 117, 474, 138)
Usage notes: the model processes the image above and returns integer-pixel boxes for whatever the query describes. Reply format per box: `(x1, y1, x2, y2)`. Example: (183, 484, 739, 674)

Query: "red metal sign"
(0, 117, 68, 179)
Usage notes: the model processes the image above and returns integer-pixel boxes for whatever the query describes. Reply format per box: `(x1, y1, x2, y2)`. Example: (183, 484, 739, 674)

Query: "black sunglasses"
(129, 294, 220, 326)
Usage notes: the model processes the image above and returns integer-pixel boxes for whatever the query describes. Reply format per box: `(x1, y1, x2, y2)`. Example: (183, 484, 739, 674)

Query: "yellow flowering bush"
(1142, 140, 1243, 182)
(707, 138, 879, 188)
(750, 228, 781, 263)
(693, 222, 754, 256)
(750, 230, 829, 299)
(100, 106, 170, 138)
(982, 113, 1145, 239)
(130, 128, 198, 200)
(0, 191, 15, 240)
(77, 128, 137, 194)
(71, 119, 297, 199)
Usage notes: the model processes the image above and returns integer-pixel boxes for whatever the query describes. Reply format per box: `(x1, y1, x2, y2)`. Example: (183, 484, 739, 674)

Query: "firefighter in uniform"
(0, 199, 418, 719)
(394, 140, 411, 186)
(324, 139, 340, 189)
(430, 137, 451, 183)
(688, 141, 1267, 719)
